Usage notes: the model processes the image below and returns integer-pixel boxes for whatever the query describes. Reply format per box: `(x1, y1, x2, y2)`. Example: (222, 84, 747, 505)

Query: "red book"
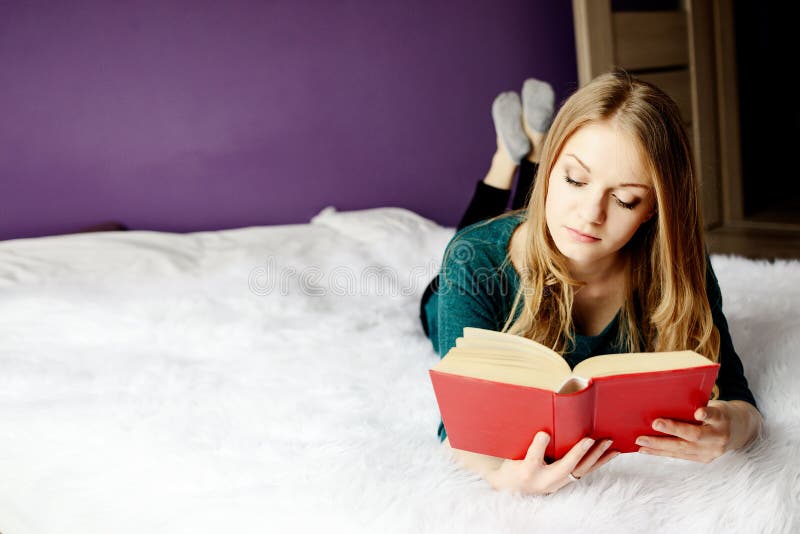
(429, 327, 720, 461)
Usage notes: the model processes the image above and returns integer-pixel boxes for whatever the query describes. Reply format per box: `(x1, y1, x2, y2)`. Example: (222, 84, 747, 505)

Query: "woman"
(420, 70, 763, 496)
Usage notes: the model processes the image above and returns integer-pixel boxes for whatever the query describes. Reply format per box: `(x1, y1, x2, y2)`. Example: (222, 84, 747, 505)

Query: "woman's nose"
(579, 195, 606, 225)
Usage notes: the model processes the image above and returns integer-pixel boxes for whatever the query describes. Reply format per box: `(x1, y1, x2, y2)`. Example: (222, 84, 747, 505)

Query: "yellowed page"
(433, 353, 567, 391)
(454, 338, 557, 362)
(462, 327, 566, 368)
(572, 350, 713, 379)
(444, 346, 560, 362)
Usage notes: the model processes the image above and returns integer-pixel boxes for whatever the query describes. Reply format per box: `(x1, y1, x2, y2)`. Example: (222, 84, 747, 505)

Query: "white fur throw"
(0, 207, 797, 533)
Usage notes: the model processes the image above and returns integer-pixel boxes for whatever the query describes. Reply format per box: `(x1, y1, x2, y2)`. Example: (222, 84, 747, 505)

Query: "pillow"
(310, 206, 446, 245)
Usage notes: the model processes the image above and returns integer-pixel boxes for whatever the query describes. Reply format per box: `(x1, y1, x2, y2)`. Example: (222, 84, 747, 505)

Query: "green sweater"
(424, 212, 759, 442)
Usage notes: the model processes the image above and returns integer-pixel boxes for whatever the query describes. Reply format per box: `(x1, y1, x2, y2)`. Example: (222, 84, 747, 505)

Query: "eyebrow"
(566, 153, 651, 190)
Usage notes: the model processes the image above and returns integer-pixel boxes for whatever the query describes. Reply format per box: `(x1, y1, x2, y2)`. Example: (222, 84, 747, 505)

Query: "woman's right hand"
(486, 432, 619, 495)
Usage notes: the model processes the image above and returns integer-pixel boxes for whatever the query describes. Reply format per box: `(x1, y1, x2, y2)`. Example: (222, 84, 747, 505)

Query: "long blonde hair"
(502, 69, 720, 372)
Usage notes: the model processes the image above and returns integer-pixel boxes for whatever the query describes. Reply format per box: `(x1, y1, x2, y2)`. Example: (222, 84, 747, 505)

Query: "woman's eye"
(564, 174, 639, 210)
(614, 196, 636, 210)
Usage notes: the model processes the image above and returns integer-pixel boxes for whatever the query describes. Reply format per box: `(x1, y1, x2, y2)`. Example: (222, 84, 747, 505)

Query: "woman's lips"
(565, 226, 601, 243)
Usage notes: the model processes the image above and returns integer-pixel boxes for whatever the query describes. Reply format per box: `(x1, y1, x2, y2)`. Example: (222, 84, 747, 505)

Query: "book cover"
(430, 363, 720, 461)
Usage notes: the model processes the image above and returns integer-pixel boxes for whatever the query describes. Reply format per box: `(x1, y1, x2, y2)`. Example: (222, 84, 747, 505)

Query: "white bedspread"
(0, 207, 797, 533)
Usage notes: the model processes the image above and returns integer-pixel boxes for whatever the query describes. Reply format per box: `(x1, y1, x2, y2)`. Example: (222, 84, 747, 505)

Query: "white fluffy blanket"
(0, 207, 797, 534)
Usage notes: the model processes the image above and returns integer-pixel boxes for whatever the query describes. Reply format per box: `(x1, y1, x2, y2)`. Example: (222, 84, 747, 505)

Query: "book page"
(433, 349, 568, 391)
(432, 327, 573, 391)
(557, 376, 590, 394)
(462, 327, 566, 367)
(454, 338, 560, 364)
(572, 350, 715, 380)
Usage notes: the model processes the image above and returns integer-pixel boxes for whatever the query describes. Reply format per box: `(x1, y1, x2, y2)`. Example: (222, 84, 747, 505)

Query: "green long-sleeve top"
(423, 212, 759, 442)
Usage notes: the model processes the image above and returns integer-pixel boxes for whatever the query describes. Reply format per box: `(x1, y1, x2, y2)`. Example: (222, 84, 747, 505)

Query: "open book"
(429, 327, 720, 461)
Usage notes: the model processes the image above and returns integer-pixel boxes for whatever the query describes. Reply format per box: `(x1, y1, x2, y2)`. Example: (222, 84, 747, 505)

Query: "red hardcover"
(429, 363, 720, 461)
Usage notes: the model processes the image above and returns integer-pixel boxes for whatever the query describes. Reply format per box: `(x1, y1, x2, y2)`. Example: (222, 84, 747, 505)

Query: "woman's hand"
(486, 432, 618, 495)
(635, 400, 763, 463)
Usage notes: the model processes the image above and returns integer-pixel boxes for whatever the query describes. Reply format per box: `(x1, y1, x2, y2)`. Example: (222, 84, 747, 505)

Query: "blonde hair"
(502, 69, 720, 384)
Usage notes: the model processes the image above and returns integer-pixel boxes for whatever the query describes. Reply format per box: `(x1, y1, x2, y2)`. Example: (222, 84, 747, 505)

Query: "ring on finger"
(568, 472, 581, 482)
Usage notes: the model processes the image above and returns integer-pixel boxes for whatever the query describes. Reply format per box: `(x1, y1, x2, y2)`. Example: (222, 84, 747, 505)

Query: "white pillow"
(310, 206, 446, 245)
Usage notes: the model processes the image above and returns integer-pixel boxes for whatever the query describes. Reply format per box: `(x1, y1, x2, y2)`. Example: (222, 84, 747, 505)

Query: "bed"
(0, 206, 797, 533)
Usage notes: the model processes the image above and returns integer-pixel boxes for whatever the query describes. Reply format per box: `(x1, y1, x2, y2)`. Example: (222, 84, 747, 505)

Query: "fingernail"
(539, 432, 550, 444)
(582, 438, 595, 450)
(602, 440, 613, 450)
(652, 421, 664, 431)
(636, 437, 649, 446)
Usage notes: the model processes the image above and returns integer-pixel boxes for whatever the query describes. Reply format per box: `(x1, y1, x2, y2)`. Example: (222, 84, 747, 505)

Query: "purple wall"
(0, 0, 578, 241)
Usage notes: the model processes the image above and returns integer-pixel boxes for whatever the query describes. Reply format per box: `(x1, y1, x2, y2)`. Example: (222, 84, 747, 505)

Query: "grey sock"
(492, 91, 530, 164)
(522, 78, 555, 133)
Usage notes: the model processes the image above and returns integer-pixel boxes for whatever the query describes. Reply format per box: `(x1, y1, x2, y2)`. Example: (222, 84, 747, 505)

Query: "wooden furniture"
(571, 0, 800, 259)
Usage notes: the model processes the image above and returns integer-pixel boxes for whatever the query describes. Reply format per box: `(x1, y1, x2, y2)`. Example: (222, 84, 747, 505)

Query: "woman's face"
(545, 120, 656, 274)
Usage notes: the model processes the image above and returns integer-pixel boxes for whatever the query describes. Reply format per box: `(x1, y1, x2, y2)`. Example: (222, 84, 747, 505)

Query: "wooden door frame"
(572, 0, 800, 258)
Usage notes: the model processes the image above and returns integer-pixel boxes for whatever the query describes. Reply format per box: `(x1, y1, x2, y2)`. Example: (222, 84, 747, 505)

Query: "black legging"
(419, 159, 539, 336)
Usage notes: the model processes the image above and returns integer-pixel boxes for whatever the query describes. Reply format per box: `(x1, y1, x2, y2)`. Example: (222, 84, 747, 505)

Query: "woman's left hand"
(635, 400, 762, 463)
